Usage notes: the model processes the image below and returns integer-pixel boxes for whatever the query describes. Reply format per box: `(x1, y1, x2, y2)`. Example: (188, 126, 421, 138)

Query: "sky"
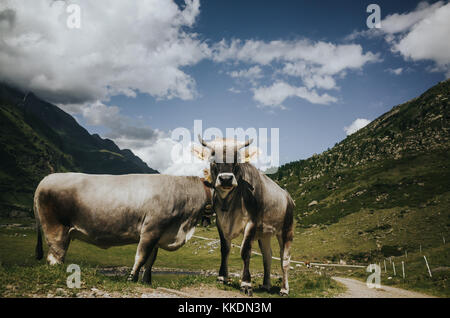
(0, 0, 449, 175)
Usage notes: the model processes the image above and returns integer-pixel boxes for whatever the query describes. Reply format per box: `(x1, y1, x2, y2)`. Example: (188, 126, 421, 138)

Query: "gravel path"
(333, 277, 435, 298)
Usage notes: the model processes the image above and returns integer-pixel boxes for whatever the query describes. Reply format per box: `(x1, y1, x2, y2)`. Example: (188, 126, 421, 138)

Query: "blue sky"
(1, 0, 449, 174)
(100, 0, 447, 163)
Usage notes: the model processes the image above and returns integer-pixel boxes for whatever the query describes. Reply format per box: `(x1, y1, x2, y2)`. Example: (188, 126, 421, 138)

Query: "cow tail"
(34, 192, 43, 260)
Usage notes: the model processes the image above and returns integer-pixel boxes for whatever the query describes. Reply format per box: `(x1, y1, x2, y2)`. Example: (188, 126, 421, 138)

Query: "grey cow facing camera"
(193, 136, 295, 296)
(34, 173, 212, 283)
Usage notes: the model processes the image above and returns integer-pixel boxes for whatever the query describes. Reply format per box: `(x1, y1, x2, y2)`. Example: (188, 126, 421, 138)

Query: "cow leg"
(217, 225, 231, 284)
(258, 235, 272, 291)
(277, 234, 292, 296)
(240, 222, 256, 296)
(128, 233, 159, 282)
(44, 224, 70, 265)
(142, 247, 158, 284)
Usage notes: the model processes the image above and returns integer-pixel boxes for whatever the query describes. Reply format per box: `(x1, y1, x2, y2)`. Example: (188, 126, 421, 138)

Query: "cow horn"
(238, 138, 253, 149)
(198, 134, 211, 148)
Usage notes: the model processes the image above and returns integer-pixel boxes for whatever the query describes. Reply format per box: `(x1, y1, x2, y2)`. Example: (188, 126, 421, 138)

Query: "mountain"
(0, 83, 157, 215)
(271, 80, 449, 262)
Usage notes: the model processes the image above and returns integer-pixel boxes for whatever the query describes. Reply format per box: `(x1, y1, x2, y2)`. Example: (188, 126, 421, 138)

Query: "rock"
(9, 210, 30, 218)
(308, 200, 318, 207)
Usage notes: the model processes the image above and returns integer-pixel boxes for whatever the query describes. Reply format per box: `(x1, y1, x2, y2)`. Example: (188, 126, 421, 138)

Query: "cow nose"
(219, 175, 233, 186)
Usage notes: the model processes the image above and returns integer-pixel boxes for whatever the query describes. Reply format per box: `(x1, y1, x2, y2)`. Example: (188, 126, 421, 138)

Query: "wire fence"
(192, 235, 447, 277)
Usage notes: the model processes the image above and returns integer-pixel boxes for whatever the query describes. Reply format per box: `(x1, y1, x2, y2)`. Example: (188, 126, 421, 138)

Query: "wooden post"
(402, 261, 405, 279)
(443, 236, 446, 245)
(384, 259, 387, 273)
(405, 250, 407, 258)
(393, 261, 396, 276)
(423, 256, 432, 278)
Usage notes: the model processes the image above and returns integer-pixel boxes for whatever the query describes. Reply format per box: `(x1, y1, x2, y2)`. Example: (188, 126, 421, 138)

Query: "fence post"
(402, 261, 405, 279)
(393, 261, 396, 276)
(384, 259, 387, 273)
(423, 256, 432, 278)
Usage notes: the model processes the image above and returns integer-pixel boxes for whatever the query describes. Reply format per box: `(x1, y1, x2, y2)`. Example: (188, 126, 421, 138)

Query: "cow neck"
(214, 184, 241, 212)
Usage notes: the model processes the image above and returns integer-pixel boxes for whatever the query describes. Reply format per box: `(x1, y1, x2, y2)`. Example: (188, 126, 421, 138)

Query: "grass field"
(1, 215, 448, 298)
(0, 218, 344, 298)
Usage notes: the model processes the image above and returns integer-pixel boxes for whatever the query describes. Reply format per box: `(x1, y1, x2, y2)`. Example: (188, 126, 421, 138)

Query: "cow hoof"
(127, 274, 137, 282)
(240, 286, 253, 296)
(259, 284, 271, 292)
(240, 283, 253, 296)
(279, 288, 289, 296)
(217, 276, 230, 285)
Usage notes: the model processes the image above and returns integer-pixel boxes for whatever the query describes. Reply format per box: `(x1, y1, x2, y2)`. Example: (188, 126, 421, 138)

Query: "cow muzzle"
(216, 173, 238, 193)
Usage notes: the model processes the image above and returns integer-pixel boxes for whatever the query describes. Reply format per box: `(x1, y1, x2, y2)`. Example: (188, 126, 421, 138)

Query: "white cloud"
(0, 0, 217, 175)
(391, 3, 450, 75)
(281, 62, 338, 90)
(228, 65, 263, 80)
(76, 101, 159, 141)
(213, 39, 379, 72)
(0, 0, 380, 111)
(0, 0, 209, 105)
(348, 1, 450, 77)
(115, 136, 208, 176)
(228, 87, 241, 94)
(344, 118, 371, 135)
(253, 81, 338, 108)
(213, 39, 379, 107)
(386, 67, 403, 75)
(381, 1, 444, 34)
(60, 100, 207, 175)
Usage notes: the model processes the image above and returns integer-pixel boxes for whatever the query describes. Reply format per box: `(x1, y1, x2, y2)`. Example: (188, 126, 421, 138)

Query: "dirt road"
(332, 277, 435, 298)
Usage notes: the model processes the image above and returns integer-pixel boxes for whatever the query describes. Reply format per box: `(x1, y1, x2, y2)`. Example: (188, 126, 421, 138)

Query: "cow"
(34, 173, 212, 283)
(193, 136, 295, 296)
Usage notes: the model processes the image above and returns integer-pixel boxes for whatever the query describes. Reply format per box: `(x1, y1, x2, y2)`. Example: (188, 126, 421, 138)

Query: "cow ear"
(241, 147, 260, 163)
(192, 144, 210, 161)
(203, 168, 212, 183)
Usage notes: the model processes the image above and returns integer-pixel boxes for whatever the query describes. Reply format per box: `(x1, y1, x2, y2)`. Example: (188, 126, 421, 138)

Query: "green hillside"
(270, 80, 449, 295)
(273, 80, 449, 224)
(272, 79, 449, 256)
(0, 83, 157, 215)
